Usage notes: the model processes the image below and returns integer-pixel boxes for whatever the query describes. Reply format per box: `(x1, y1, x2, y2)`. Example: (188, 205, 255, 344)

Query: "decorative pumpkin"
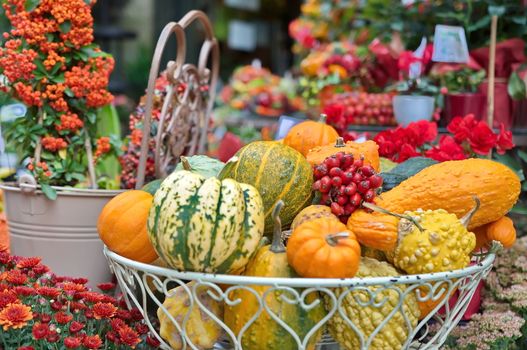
(290, 205, 335, 230)
(147, 170, 265, 273)
(287, 217, 361, 278)
(361, 245, 386, 261)
(219, 141, 313, 236)
(380, 157, 438, 191)
(283, 114, 339, 156)
(348, 159, 521, 251)
(224, 201, 326, 350)
(97, 190, 158, 263)
(473, 216, 516, 251)
(325, 257, 420, 350)
(306, 137, 380, 171)
(158, 281, 223, 349)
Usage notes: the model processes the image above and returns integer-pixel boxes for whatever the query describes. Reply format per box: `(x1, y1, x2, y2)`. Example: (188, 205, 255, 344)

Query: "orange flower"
(92, 302, 117, 319)
(16, 257, 42, 269)
(0, 303, 32, 330)
(118, 325, 141, 349)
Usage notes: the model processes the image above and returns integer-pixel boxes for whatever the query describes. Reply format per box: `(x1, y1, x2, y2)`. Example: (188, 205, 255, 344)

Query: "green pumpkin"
(141, 179, 162, 195)
(147, 170, 265, 273)
(219, 141, 313, 236)
(224, 202, 326, 350)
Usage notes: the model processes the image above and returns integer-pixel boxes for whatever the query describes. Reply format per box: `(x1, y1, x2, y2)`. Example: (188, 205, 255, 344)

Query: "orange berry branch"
(0, 0, 117, 195)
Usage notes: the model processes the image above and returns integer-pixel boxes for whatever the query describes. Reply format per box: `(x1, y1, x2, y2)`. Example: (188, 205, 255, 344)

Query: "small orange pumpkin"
(287, 217, 361, 278)
(473, 216, 516, 251)
(283, 114, 339, 156)
(97, 190, 158, 263)
(306, 137, 380, 171)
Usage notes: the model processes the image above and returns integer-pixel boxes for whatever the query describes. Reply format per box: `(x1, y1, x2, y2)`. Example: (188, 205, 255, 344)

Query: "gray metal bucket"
(0, 183, 123, 287)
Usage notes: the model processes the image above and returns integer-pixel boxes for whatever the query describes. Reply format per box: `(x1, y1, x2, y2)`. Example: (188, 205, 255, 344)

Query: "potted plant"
(436, 68, 486, 125)
(391, 77, 439, 126)
(0, 0, 121, 286)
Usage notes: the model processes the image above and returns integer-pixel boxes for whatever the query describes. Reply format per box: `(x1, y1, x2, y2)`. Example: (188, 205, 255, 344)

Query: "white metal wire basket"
(104, 246, 495, 350)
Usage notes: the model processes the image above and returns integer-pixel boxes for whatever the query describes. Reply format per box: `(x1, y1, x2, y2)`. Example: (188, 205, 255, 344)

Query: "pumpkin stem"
(471, 240, 503, 257)
(362, 202, 424, 232)
(319, 113, 328, 124)
(270, 200, 286, 254)
(460, 195, 480, 228)
(334, 137, 345, 148)
(325, 232, 349, 246)
(181, 156, 192, 171)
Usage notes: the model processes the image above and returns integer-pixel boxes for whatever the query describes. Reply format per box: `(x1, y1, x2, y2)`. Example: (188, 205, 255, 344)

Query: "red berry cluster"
(312, 152, 383, 223)
(41, 136, 67, 152)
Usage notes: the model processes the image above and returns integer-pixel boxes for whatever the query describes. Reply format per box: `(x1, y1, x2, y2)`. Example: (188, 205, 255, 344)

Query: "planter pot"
(393, 95, 435, 127)
(0, 182, 122, 287)
(478, 81, 513, 128)
(443, 93, 486, 125)
(513, 99, 527, 127)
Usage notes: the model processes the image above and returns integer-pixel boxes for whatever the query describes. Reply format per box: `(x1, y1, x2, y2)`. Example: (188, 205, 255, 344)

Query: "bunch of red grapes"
(325, 92, 396, 127)
(312, 152, 383, 223)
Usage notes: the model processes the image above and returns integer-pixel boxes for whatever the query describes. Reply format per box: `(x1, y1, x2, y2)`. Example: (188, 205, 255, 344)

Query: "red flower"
(425, 136, 467, 162)
(18, 347, 34, 350)
(0, 251, 11, 264)
(64, 336, 82, 349)
(97, 282, 116, 291)
(40, 313, 51, 323)
(130, 307, 143, 321)
(72, 277, 88, 285)
(0, 303, 33, 330)
(135, 322, 149, 334)
(496, 123, 514, 154)
(54, 311, 73, 324)
(406, 120, 438, 146)
(16, 257, 42, 269)
(146, 335, 161, 347)
(398, 143, 420, 162)
(50, 300, 63, 310)
(447, 114, 478, 142)
(69, 321, 85, 333)
(83, 335, 103, 349)
(118, 325, 141, 349)
(116, 309, 132, 320)
(468, 121, 497, 155)
(110, 318, 126, 331)
(32, 264, 49, 275)
(32, 322, 49, 340)
(13, 286, 35, 296)
(6, 270, 28, 285)
(37, 287, 60, 299)
(0, 290, 18, 308)
(92, 302, 117, 319)
(46, 330, 60, 343)
(77, 291, 104, 303)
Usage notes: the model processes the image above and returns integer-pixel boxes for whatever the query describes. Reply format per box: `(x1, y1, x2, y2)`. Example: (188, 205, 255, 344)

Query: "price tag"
(227, 20, 257, 52)
(432, 25, 469, 63)
(275, 115, 303, 140)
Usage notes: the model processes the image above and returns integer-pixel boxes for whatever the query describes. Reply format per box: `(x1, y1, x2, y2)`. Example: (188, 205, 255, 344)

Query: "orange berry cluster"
(27, 160, 52, 178)
(95, 137, 111, 159)
(55, 112, 84, 132)
(41, 136, 68, 152)
(65, 56, 114, 108)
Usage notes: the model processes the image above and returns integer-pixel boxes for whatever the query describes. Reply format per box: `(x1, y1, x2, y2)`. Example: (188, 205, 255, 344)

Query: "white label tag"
(228, 20, 257, 52)
(432, 25, 469, 63)
(225, 0, 260, 11)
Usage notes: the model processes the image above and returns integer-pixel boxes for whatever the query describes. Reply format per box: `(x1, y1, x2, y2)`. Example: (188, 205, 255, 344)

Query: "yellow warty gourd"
(157, 281, 223, 349)
(391, 208, 476, 274)
(325, 257, 420, 350)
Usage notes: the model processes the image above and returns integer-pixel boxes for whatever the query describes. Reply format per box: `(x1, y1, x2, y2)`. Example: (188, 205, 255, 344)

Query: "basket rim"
(104, 246, 495, 288)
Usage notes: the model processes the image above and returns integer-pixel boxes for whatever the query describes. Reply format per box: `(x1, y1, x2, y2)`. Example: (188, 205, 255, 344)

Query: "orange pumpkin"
(306, 137, 380, 171)
(283, 114, 339, 156)
(287, 217, 361, 278)
(473, 216, 516, 251)
(97, 190, 158, 263)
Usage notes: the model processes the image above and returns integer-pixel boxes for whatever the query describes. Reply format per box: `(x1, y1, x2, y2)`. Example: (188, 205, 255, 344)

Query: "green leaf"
(488, 6, 506, 16)
(510, 204, 527, 215)
(518, 150, 527, 164)
(64, 87, 75, 97)
(24, 0, 40, 12)
(87, 112, 97, 124)
(508, 72, 526, 100)
(41, 184, 57, 200)
(468, 16, 491, 32)
(511, 15, 527, 25)
(52, 73, 65, 84)
(522, 182, 527, 191)
(59, 21, 71, 34)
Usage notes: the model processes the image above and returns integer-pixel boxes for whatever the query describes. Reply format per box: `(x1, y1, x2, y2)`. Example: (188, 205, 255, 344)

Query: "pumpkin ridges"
(263, 154, 301, 220)
(254, 143, 277, 188)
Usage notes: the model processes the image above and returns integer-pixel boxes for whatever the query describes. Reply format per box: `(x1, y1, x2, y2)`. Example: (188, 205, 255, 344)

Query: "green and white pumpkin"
(147, 170, 265, 273)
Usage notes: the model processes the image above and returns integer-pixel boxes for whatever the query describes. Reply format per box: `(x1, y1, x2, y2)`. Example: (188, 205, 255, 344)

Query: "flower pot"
(443, 93, 486, 125)
(513, 99, 527, 127)
(478, 81, 513, 128)
(392, 95, 435, 127)
(0, 182, 122, 287)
